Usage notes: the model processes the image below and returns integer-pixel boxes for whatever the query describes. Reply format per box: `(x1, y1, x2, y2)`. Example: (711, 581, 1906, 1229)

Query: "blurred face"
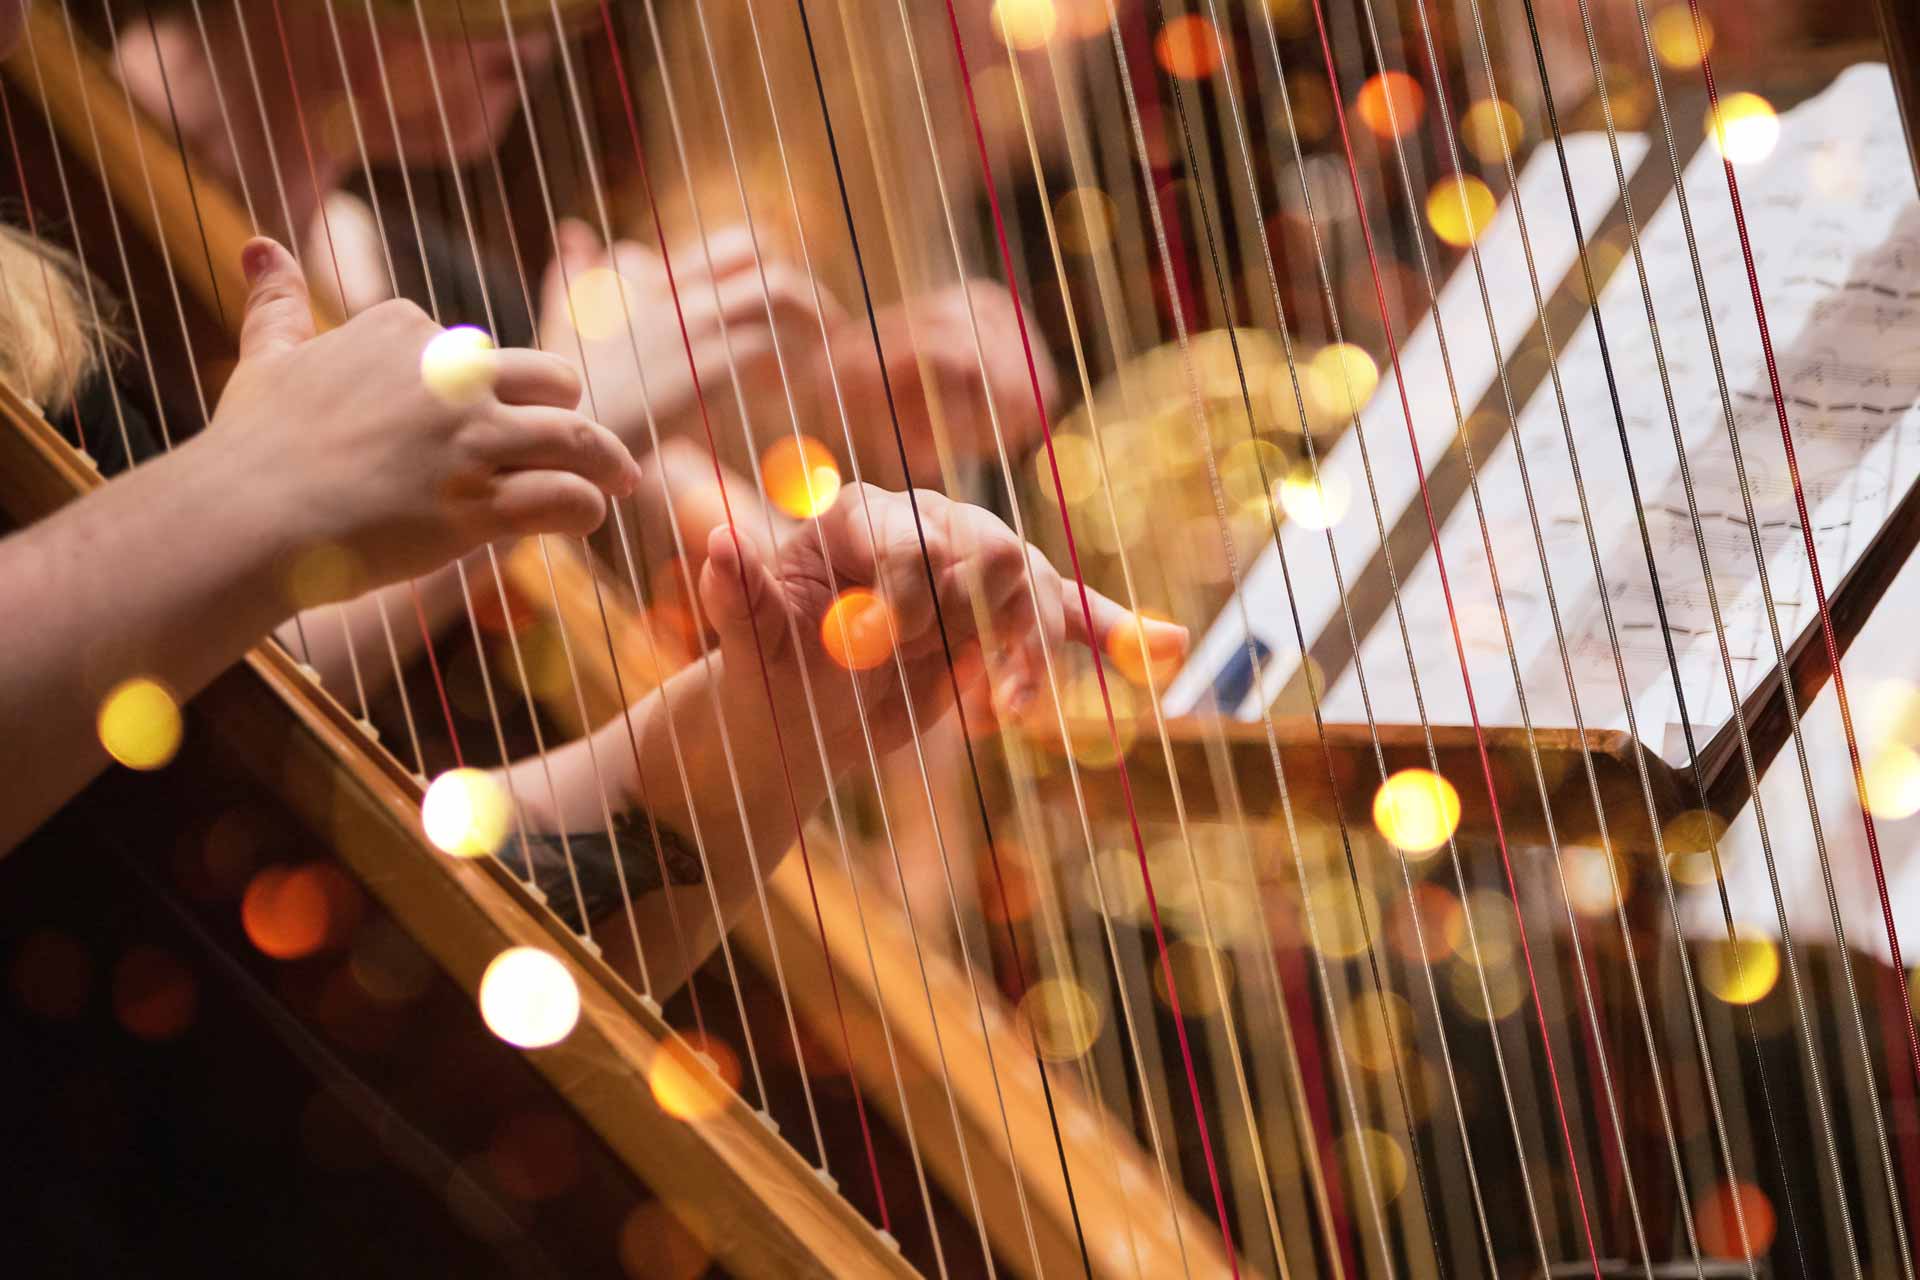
(275, 5, 558, 165)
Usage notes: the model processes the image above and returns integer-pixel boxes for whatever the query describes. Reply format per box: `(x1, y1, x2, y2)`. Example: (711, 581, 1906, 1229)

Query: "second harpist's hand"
(696, 482, 1188, 767)
(209, 238, 639, 603)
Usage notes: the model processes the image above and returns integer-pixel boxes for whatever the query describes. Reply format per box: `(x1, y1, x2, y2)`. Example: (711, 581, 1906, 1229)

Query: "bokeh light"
(1460, 98, 1522, 165)
(1055, 187, 1116, 256)
(1153, 938, 1232, 1018)
(1335, 1127, 1408, 1203)
(1355, 72, 1424, 140)
(1705, 92, 1779, 166)
(98, 677, 182, 771)
(1426, 175, 1497, 249)
(1453, 888, 1517, 968)
(1299, 872, 1381, 960)
(1221, 438, 1286, 513)
(1339, 990, 1413, 1074)
(1277, 460, 1350, 529)
(284, 542, 364, 610)
(480, 946, 581, 1049)
(1059, 668, 1138, 768)
(422, 768, 513, 858)
(564, 267, 634, 343)
(1561, 846, 1626, 918)
(991, 0, 1057, 51)
(819, 589, 896, 672)
(650, 1031, 738, 1120)
(618, 1201, 713, 1280)
(112, 946, 196, 1041)
(1651, 5, 1712, 70)
(1695, 1179, 1775, 1260)
(1038, 432, 1103, 506)
(1154, 15, 1224, 80)
(1372, 769, 1461, 856)
(759, 435, 842, 519)
(420, 325, 497, 406)
(1307, 343, 1380, 425)
(1663, 808, 1730, 885)
(1019, 977, 1103, 1061)
(1452, 956, 1525, 1021)
(1865, 744, 1920, 819)
(242, 863, 349, 961)
(1700, 930, 1779, 1005)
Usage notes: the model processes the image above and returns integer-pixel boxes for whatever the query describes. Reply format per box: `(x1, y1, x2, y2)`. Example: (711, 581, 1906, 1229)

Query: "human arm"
(0, 238, 638, 854)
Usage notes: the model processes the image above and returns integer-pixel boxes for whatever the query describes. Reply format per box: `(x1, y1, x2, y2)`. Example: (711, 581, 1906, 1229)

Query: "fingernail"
(241, 240, 272, 284)
(1144, 622, 1189, 660)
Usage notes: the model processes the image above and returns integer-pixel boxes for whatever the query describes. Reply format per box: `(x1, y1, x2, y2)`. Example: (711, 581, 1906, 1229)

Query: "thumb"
(699, 523, 788, 660)
(237, 237, 315, 360)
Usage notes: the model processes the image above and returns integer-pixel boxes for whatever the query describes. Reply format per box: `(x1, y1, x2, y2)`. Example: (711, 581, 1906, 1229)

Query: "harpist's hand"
(696, 482, 1187, 767)
(210, 238, 638, 600)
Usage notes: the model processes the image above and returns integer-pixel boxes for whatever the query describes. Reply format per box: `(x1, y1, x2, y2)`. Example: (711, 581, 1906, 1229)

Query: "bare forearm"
(0, 436, 294, 852)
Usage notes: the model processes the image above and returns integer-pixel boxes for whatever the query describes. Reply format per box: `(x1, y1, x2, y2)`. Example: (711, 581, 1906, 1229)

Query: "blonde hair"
(0, 223, 103, 412)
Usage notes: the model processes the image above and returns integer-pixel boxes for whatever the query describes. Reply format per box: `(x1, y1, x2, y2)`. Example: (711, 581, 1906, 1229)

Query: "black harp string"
(1020, 15, 1355, 1277)
(1355, 0, 1743, 1266)
(788, 0, 1111, 1272)
(863, 2, 1226, 1273)
(1105, 1, 1474, 1270)
(675, 0, 1059, 1262)
(424, 0, 731, 1035)
(1467, 0, 1825, 1267)
(565, 0, 902, 1224)
(469, 0, 781, 1118)
(865, 0, 1229, 1271)
(899, 4, 1304, 1268)
(1607, 0, 1911, 1269)
(994, 17, 1337, 1279)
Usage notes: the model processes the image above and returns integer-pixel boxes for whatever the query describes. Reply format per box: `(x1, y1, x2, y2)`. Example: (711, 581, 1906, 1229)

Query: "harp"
(4, 0, 1920, 1276)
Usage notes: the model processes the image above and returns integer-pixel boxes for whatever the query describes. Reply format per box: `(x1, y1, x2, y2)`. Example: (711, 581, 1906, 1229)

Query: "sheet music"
(1180, 66, 1920, 784)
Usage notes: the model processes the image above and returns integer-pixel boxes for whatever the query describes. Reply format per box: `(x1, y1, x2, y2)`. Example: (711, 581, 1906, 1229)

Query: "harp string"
(1100, 1, 1447, 1270)
(1614, 0, 1916, 1268)
(1685, 0, 1920, 1153)
(1010, 24, 1315, 1277)
(878, 0, 1276, 1271)
(937, 4, 1257, 1273)
(994, 16, 1340, 1277)
(1300, 0, 1610, 1266)
(867, 1, 1236, 1271)
(1098, 0, 1467, 1268)
(676, 0, 1068, 1258)
(0, 75, 83, 454)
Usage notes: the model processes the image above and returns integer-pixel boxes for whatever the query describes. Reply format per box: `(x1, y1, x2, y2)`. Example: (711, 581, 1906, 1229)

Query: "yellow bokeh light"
(1561, 846, 1626, 918)
(284, 542, 364, 610)
(1452, 956, 1525, 1021)
(1020, 978, 1103, 1061)
(1699, 930, 1780, 1005)
(1335, 1127, 1408, 1203)
(1355, 72, 1424, 140)
(1053, 0, 1111, 40)
(759, 435, 842, 519)
(1036, 432, 1102, 506)
(1058, 668, 1138, 768)
(1277, 460, 1350, 529)
(1650, 5, 1712, 70)
(1372, 768, 1461, 856)
(479, 946, 580, 1049)
(420, 325, 497, 406)
(819, 589, 896, 672)
(1426, 175, 1497, 249)
(1054, 187, 1116, 256)
(1154, 15, 1224, 80)
(422, 768, 513, 858)
(1220, 438, 1285, 513)
(991, 0, 1057, 51)
(1309, 343, 1380, 420)
(1339, 990, 1413, 1074)
(650, 1033, 738, 1121)
(1460, 98, 1522, 165)
(1865, 744, 1920, 819)
(1453, 888, 1517, 968)
(564, 267, 633, 343)
(1664, 808, 1729, 885)
(1153, 939, 1232, 1018)
(98, 677, 183, 771)
(1299, 873, 1381, 960)
(1705, 92, 1779, 166)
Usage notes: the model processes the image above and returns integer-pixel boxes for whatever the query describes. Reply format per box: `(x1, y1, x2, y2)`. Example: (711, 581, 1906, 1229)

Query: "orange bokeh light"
(759, 435, 842, 520)
(650, 1031, 741, 1121)
(113, 946, 196, 1041)
(1355, 72, 1425, 139)
(1694, 1180, 1776, 1260)
(242, 864, 353, 961)
(1154, 15, 1224, 80)
(819, 589, 896, 671)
